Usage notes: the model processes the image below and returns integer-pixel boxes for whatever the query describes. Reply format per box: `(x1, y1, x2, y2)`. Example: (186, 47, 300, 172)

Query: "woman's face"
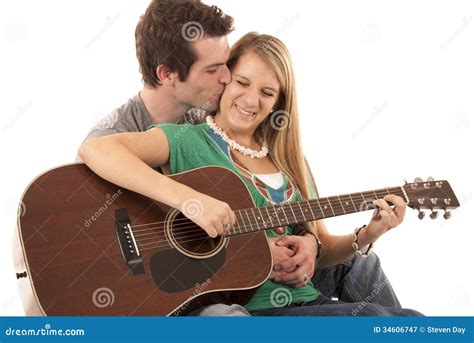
(217, 52, 281, 139)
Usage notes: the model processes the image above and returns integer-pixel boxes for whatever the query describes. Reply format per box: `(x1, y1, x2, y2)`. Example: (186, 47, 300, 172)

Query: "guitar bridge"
(115, 208, 145, 276)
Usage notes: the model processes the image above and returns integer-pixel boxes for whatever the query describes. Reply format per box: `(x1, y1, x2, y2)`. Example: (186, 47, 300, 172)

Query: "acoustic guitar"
(13, 164, 459, 316)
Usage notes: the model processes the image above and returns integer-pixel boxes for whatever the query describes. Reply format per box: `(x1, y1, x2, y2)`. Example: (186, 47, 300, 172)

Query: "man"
(82, 0, 401, 316)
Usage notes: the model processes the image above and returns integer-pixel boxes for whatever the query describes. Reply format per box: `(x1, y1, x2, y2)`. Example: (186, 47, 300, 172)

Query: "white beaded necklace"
(206, 115, 269, 159)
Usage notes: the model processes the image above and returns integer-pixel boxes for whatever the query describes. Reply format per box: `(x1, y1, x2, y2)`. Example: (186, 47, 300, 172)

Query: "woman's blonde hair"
(224, 32, 317, 233)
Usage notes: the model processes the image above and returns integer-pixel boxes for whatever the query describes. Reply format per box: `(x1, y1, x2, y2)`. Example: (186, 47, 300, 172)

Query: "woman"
(79, 32, 421, 316)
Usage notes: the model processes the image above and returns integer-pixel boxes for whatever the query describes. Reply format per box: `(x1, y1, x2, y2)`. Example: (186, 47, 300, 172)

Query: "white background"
(1, 0, 473, 316)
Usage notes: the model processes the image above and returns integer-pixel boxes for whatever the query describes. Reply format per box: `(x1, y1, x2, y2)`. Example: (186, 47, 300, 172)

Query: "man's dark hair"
(135, 0, 234, 87)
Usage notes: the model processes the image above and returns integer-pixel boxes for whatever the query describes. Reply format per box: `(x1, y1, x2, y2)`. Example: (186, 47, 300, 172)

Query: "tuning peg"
(430, 210, 439, 219)
(443, 210, 451, 220)
(427, 176, 434, 182)
(417, 210, 425, 220)
(414, 177, 423, 183)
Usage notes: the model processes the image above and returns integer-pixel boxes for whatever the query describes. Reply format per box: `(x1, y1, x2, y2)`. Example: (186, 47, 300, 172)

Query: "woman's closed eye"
(262, 91, 275, 97)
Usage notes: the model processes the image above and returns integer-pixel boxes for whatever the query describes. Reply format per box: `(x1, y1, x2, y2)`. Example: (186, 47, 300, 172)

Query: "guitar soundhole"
(165, 210, 227, 259)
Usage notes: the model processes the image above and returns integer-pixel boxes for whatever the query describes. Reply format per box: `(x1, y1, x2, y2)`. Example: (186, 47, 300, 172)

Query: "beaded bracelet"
(351, 224, 374, 257)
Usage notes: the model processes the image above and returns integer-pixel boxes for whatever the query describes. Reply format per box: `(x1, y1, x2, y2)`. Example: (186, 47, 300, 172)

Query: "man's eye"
(207, 69, 217, 74)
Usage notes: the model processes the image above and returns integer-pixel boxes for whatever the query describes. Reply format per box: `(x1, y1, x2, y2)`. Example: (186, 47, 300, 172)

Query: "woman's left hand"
(359, 194, 407, 245)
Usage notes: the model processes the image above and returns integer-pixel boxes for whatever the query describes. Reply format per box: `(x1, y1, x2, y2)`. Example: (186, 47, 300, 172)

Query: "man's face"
(174, 36, 231, 111)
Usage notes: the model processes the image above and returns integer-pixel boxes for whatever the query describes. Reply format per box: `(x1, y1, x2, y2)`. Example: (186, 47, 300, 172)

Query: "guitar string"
(130, 192, 410, 251)
(133, 195, 446, 254)
(129, 188, 402, 230)
(130, 188, 405, 235)
(130, 191, 405, 242)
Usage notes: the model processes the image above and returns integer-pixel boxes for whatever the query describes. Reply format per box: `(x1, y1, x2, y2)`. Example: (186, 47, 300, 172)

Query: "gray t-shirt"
(78, 93, 204, 162)
(83, 93, 204, 141)
(84, 94, 153, 140)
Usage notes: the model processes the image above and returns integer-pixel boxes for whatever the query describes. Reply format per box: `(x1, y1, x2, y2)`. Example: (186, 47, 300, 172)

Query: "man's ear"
(156, 64, 178, 85)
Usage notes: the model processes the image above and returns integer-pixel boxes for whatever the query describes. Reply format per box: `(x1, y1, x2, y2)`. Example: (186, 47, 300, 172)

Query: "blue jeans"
(249, 252, 421, 316)
(249, 294, 422, 316)
(312, 251, 402, 307)
(197, 252, 418, 316)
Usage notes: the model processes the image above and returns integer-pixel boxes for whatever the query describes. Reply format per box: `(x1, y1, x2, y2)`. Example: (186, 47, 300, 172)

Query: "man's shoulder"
(84, 94, 152, 141)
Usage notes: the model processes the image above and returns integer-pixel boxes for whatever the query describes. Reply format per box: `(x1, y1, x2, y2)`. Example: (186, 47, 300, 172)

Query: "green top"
(153, 122, 321, 311)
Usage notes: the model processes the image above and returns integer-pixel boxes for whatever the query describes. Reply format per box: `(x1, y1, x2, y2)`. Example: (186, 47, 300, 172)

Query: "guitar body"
(14, 164, 272, 316)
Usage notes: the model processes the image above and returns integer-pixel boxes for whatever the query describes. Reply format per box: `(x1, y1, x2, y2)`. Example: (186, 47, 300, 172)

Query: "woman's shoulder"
(149, 122, 210, 145)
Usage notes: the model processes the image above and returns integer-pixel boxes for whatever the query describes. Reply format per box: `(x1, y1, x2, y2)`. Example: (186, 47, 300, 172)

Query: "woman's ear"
(156, 64, 178, 85)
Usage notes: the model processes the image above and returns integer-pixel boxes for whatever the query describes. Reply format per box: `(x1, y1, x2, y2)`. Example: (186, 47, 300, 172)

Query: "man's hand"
(269, 233, 317, 288)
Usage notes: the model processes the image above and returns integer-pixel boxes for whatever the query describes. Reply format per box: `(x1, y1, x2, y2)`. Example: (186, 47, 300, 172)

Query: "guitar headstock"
(403, 177, 460, 220)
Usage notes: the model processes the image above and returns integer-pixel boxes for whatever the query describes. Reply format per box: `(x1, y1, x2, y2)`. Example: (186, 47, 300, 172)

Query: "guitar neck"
(227, 186, 406, 236)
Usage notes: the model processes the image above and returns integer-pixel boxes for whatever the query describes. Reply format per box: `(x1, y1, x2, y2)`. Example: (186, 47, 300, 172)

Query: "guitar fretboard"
(226, 187, 405, 236)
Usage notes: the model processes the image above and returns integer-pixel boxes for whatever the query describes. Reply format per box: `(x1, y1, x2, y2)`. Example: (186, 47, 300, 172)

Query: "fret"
(348, 193, 358, 212)
(288, 202, 299, 223)
(237, 210, 246, 234)
(316, 198, 327, 218)
(280, 202, 290, 226)
(272, 205, 282, 226)
(385, 187, 391, 196)
(316, 199, 325, 218)
(372, 190, 379, 200)
(326, 197, 336, 216)
(244, 209, 253, 233)
(360, 192, 368, 210)
(257, 207, 266, 229)
(297, 202, 307, 221)
(340, 195, 355, 213)
(264, 206, 274, 227)
(337, 195, 346, 214)
(250, 208, 260, 231)
(306, 200, 318, 220)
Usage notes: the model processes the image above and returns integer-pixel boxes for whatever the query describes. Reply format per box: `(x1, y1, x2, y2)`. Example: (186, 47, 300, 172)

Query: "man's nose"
(219, 65, 231, 85)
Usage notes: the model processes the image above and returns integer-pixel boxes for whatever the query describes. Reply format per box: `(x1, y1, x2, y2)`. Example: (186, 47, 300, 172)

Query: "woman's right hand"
(180, 191, 236, 238)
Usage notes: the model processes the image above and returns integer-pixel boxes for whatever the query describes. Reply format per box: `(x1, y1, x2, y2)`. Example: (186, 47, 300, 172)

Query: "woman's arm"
(79, 128, 181, 207)
(78, 128, 236, 237)
(316, 194, 406, 269)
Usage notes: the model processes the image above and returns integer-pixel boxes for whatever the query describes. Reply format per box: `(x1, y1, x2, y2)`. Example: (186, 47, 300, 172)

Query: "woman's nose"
(240, 88, 259, 109)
